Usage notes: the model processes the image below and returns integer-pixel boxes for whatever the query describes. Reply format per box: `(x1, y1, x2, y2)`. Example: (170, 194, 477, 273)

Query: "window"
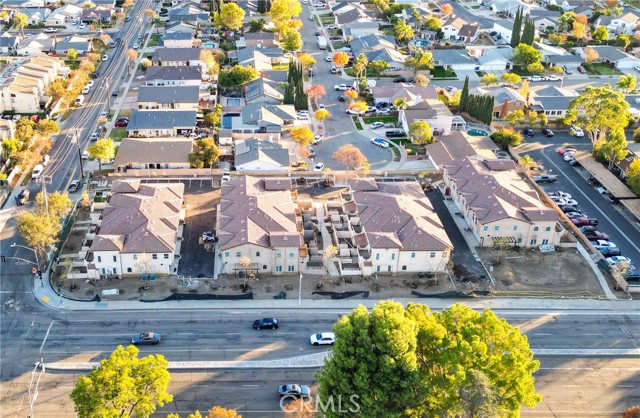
(387, 266, 392, 272)
(530, 239, 537, 245)
(127, 267, 132, 273)
(97, 256, 102, 262)
(275, 265, 282, 272)
(288, 265, 295, 272)
(256, 251, 261, 257)
(545, 226, 551, 232)
(483, 226, 488, 231)
(411, 252, 416, 258)
(101, 268, 106, 274)
(289, 252, 294, 258)
(513, 225, 518, 231)
(164, 254, 169, 259)
(113, 256, 117, 262)
(401, 265, 407, 271)
(391, 253, 395, 260)
(542, 239, 549, 245)
(430, 252, 436, 258)
(113, 268, 117, 274)
(152, 254, 158, 260)
(224, 252, 230, 258)
(534, 226, 539, 232)
(236, 251, 241, 257)
(375, 253, 380, 260)
(277, 252, 282, 258)
(494, 226, 500, 231)
(263, 265, 267, 270)
(376, 266, 381, 272)
(133, 254, 138, 260)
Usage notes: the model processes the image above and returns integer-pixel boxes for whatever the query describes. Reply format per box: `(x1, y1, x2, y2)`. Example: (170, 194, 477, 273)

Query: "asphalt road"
(2, 308, 640, 417)
(520, 132, 640, 266)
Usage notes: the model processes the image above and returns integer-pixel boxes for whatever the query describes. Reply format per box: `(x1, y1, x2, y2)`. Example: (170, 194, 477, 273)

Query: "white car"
(606, 256, 634, 269)
(346, 108, 365, 116)
(310, 332, 335, 346)
(325, 56, 332, 62)
(548, 191, 572, 199)
(318, 104, 325, 109)
(102, 55, 108, 61)
(634, 65, 640, 72)
(370, 122, 384, 129)
(295, 110, 309, 120)
(31, 164, 44, 179)
(545, 75, 561, 81)
(330, 67, 339, 74)
(370, 137, 389, 148)
(313, 134, 324, 144)
(313, 162, 325, 171)
(570, 126, 584, 137)
(79, 22, 87, 29)
(334, 84, 348, 91)
(326, 24, 337, 29)
(133, 43, 140, 49)
(528, 76, 543, 82)
(82, 151, 89, 159)
(44, 28, 57, 33)
(87, 80, 95, 87)
(82, 86, 90, 94)
(563, 153, 576, 162)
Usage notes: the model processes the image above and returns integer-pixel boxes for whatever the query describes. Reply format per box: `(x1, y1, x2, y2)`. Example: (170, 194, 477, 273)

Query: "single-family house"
(240, 31, 278, 48)
(0, 32, 20, 54)
(90, 0, 117, 8)
(424, 131, 498, 170)
(114, 137, 193, 169)
(24, 8, 50, 25)
(165, 21, 198, 35)
(471, 86, 527, 119)
(144, 66, 202, 86)
(244, 78, 283, 105)
(598, 12, 640, 35)
(441, 16, 469, 41)
(54, 35, 92, 55)
(399, 99, 458, 137)
(168, 5, 210, 25)
(126, 109, 197, 137)
(44, 4, 83, 26)
(343, 20, 380, 39)
(370, 85, 438, 106)
(234, 138, 290, 171)
(576, 45, 640, 69)
(89, 180, 186, 277)
(16, 33, 55, 56)
(529, 85, 578, 120)
(351, 34, 406, 71)
(493, 20, 514, 44)
(560, 0, 593, 12)
(236, 47, 272, 72)
(80, 6, 112, 23)
(443, 156, 564, 247)
(217, 176, 303, 275)
(336, 8, 369, 26)
(161, 31, 193, 48)
(2, 0, 45, 7)
(474, 46, 513, 71)
(346, 179, 453, 274)
(528, 9, 561, 33)
(151, 47, 205, 69)
(431, 49, 477, 71)
(136, 85, 200, 110)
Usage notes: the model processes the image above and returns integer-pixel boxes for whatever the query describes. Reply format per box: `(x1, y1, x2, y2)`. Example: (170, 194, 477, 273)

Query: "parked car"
(308, 148, 316, 158)
(68, 180, 80, 193)
(565, 212, 587, 219)
(563, 65, 573, 74)
(370, 137, 390, 148)
(31, 164, 43, 179)
(564, 153, 576, 162)
(102, 54, 108, 61)
(346, 108, 365, 116)
(635, 65, 640, 73)
(522, 128, 534, 137)
(370, 122, 384, 129)
(279, 384, 311, 399)
(330, 67, 339, 74)
(132, 332, 161, 345)
(570, 126, 584, 137)
(552, 197, 578, 206)
(577, 66, 586, 74)
(542, 128, 554, 137)
(557, 148, 577, 155)
(325, 24, 337, 30)
(571, 217, 598, 227)
(624, 269, 640, 284)
(313, 162, 325, 171)
(593, 240, 621, 256)
(44, 28, 57, 33)
(325, 55, 332, 62)
(578, 225, 597, 234)
(334, 84, 348, 91)
(115, 117, 129, 127)
(112, 90, 119, 97)
(534, 174, 558, 183)
(310, 332, 336, 345)
(338, 95, 345, 102)
(133, 43, 140, 49)
(385, 129, 406, 139)
(313, 135, 324, 144)
(549, 191, 572, 199)
(15, 189, 30, 205)
(253, 318, 279, 329)
(583, 230, 610, 241)
(528, 76, 543, 82)
(605, 256, 633, 269)
(545, 75, 561, 81)
(559, 205, 579, 213)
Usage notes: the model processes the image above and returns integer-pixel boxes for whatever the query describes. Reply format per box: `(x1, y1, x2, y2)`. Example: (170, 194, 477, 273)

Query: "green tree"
(527, 62, 544, 74)
(459, 75, 470, 112)
(257, 0, 267, 13)
(527, 110, 539, 127)
(510, 7, 523, 47)
(424, 16, 442, 30)
(617, 34, 631, 50)
(38, 119, 60, 139)
(394, 19, 415, 44)
(248, 17, 265, 32)
(505, 110, 525, 127)
(548, 33, 563, 45)
(16, 212, 60, 270)
(268, 0, 302, 32)
(393, 97, 408, 110)
(204, 106, 222, 128)
(218, 65, 258, 87)
(512, 43, 542, 67)
(15, 117, 36, 144)
(281, 28, 302, 51)
(352, 54, 369, 79)
(558, 11, 576, 32)
(218, 3, 244, 29)
(500, 72, 522, 85)
(408, 120, 433, 145)
(538, 112, 548, 127)
(616, 73, 636, 93)
(11, 12, 28, 35)
(49, 78, 67, 102)
(189, 137, 220, 168)
(70, 345, 172, 418)
(67, 48, 78, 60)
(35, 191, 73, 220)
(87, 138, 116, 174)
(565, 84, 630, 145)
(2, 138, 20, 157)
(481, 73, 498, 86)
(595, 128, 628, 169)
(592, 25, 609, 43)
(633, 126, 640, 142)
(368, 60, 391, 74)
(491, 127, 523, 148)
(626, 158, 640, 196)
(520, 17, 535, 45)
(404, 49, 432, 77)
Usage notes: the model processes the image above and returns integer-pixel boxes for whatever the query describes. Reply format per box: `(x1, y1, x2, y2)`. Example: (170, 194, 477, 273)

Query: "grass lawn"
(430, 66, 457, 78)
(147, 34, 161, 47)
(109, 128, 127, 140)
(510, 67, 534, 77)
(328, 29, 341, 37)
(352, 116, 363, 130)
(390, 146, 401, 160)
(332, 41, 348, 49)
(585, 63, 621, 75)
(64, 60, 80, 70)
(362, 116, 398, 125)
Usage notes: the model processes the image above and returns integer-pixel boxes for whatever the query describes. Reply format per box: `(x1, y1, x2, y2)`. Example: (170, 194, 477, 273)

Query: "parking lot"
(518, 133, 640, 270)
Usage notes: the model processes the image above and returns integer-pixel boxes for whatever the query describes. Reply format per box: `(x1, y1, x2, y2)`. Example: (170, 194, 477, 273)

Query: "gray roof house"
(165, 21, 198, 34)
(91, 0, 117, 8)
(168, 6, 209, 25)
(161, 31, 193, 47)
(144, 66, 202, 86)
(0, 33, 20, 54)
(137, 86, 200, 109)
(528, 9, 561, 32)
(80, 6, 112, 23)
(234, 138, 290, 171)
(53, 35, 91, 55)
(432, 49, 477, 70)
(244, 78, 283, 105)
(576, 45, 640, 69)
(114, 137, 193, 169)
(151, 47, 203, 65)
(240, 31, 278, 48)
(352, 34, 406, 70)
(241, 103, 296, 130)
(126, 109, 197, 137)
(236, 47, 272, 71)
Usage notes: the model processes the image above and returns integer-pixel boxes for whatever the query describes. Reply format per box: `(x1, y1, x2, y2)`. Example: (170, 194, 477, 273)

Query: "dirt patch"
(477, 247, 606, 297)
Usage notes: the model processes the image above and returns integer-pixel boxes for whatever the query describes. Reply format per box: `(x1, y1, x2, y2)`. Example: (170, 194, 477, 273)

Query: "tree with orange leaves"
(332, 51, 349, 69)
(306, 84, 326, 100)
(333, 144, 368, 170)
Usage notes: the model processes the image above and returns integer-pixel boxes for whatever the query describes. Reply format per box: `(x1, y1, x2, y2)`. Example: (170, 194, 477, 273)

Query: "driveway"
(425, 189, 488, 279)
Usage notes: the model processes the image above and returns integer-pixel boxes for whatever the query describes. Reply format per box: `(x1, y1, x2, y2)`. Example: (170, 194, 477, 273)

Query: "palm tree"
(393, 98, 408, 110)
(151, 16, 163, 34)
(12, 13, 28, 36)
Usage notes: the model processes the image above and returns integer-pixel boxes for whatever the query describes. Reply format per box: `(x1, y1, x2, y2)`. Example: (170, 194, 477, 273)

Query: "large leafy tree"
(189, 137, 220, 168)
(512, 43, 542, 67)
(394, 19, 414, 44)
(11, 12, 28, 35)
(616, 73, 636, 93)
(368, 60, 390, 74)
(592, 25, 609, 43)
(218, 3, 245, 30)
(491, 127, 523, 149)
(332, 144, 367, 170)
(404, 49, 432, 77)
(481, 73, 498, 86)
(281, 28, 302, 51)
(352, 54, 368, 79)
(408, 120, 433, 145)
(500, 72, 522, 85)
(626, 159, 640, 196)
(71, 345, 172, 418)
(290, 127, 314, 147)
(595, 128, 628, 169)
(332, 51, 349, 69)
(565, 84, 630, 145)
(87, 138, 116, 174)
(38, 119, 60, 139)
(268, 0, 302, 32)
(218, 65, 258, 87)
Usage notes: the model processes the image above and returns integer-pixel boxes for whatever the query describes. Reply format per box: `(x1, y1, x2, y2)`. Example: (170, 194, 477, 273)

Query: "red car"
(558, 148, 577, 155)
(571, 217, 598, 227)
(115, 118, 129, 127)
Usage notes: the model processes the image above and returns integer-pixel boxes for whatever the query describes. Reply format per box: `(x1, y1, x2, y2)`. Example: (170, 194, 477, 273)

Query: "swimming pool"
(467, 129, 489, 136)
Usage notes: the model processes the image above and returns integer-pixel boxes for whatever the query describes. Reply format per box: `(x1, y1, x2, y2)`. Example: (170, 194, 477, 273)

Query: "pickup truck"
(533, 174, 558, 183)
(334, 84, 348, 91)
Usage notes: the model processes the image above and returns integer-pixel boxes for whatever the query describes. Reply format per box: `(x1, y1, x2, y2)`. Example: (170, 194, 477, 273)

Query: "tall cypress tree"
(510, 7, 522, 48)
(460, 76, 469, 112)
(283, 83, 294, 104)
(257, 0, 266, 13)
(520, 17, 535, 46)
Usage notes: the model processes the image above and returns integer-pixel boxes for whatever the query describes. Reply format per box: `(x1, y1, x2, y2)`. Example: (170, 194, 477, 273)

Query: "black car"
(132, 332, 161, 345)
(583, 230, 610, 241)
(522, 128, 534, 137)
(338, 96, 345, 102)
(91, 71, 99, 79)
(542, 128, 555, 137)
(315, 31, 321, 36)
(579, 225, 597, 234)
(560, 205, 579, 213)
(254, 318, 279, 329)
(15, 189, 30, 205)
(308, 147, 316, 158)
(393, 77, 407, 83)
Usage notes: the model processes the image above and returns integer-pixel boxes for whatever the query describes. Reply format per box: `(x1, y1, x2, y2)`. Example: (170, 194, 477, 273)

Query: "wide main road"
(1, 308, 639, 417)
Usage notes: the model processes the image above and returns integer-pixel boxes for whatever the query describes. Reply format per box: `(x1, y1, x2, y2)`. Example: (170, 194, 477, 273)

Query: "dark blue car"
(132, 332, 161, 345)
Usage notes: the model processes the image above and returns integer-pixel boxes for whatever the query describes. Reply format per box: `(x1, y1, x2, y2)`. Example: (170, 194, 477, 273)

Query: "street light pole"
(74, 129, 85, 179)
(11, 243, 42, 287)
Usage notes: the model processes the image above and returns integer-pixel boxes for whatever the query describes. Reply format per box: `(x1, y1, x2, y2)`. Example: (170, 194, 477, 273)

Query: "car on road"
(31, 164, 43, 179)
(393, 77, 411, 83)
(635, 65, 640, 73)
(102, 55, 108, 61)
(90, 132, 100, 141)
(79, 22, 87, 29)
(557, 148, 577, 155)
(593, 240, 621, 256)
(370, 137, 390, 148)
(15, 189, 30, 205)
(346, 108, 365, 116)
(545, 75, 561, 81)
(133, 43, 139, 49)
(100, 111, 108, 118)
(132, 332, 161, 345)
(313, 162, 325, 171)
(310, 332, 336, 345)
(563, 153, 576, 162)
(308, 148, 316, 158)
(330, 67, 339, 74)
(313, 134, 324, 144)
(253, 318, 279, 329)
(86, 80, 95, 88)
(571, 217, 598, 227)
(325, 55, 332, 62)
(534, 174, 558, 183)
(334, 83, 348, 91)
(82, 86, 90, 94)
(549, 191, 572, 199)
(68, 180, 80, 193)
(577, 66, 586, 74)
(542, 128, 554, 137)
(522, 128, 534, 137)
(44, 28, 57, 33)
(583, 230, 610, 241)
(370, 122, 384, 129)
(528, 76, 543, 82)
(112, 90, 119, 97)
(605, 256, 634, 269)
(338, 95, 345, 102)
(570, 126, 584, 137)
(279, 384, 311, 399)
(115, 117, 129, 127)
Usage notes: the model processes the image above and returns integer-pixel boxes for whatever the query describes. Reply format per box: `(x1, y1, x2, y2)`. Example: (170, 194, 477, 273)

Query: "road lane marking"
(40, 320, 54, 353)
(617, 385, 636, 388)
(242, 384, 260, 387)
(618, 324, 638, 348)
(533, 333, 553, 336)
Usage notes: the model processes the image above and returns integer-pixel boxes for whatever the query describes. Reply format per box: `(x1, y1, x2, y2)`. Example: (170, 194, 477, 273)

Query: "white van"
(75, 95, 85, 106)
(42, 155, 50, 166)
(82, 86, 90, 94)
(32, 164, 44, 179)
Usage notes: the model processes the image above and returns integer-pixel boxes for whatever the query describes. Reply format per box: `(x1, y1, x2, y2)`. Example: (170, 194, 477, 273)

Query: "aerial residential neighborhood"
(0, 0, 640, 416)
